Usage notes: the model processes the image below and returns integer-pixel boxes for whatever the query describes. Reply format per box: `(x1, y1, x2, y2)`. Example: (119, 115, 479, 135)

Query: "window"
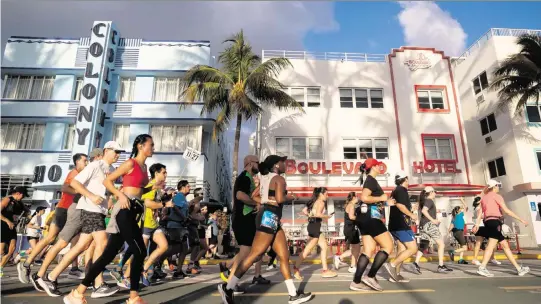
(472, 71, 489, 95)
(480, 113, 497, 136)
(287, 87, 320, 107)
(342, 138, 389, 160)
(416, 86, 448, 112)
(0, 123, 45, 150)
(152, 77, 182, 102)
(73, 77, 84, 101)
(275, 137, 323, 159)
(526, 105, 541, 123)
(113, 125, 130, 149)
(118, 78, 136, 101)
(150, 125, 201, 152)
(487, 157, 506, 178)
(3, 75, 55, 100)
(63, 124, 76, 150)
(339, 88, 383, 108)
(422, 136, 455, 161)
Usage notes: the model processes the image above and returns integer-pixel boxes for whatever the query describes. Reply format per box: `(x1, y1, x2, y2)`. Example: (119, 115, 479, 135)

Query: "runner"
(17, 153, 88, 284)
(1, 186, 30, 278)
(14, 206, 46, 263)
(39, 142, 123, 297)
(471, 195, 499, 266)
(350, 158, 397, 292)
(417, 186, 453, 273)
(293, 187, 337, 279)
(385, 171, 417, 283)
(448, 197, 469, 264)
(186, 188, 204, 275)
(190, 189, 210, 272)
(63, 134, 173, 304)
(474, 180, 530, 277)
(334, 192, 361, 273)
(218, 155, 312, 304)
(206, 210, 219, 258)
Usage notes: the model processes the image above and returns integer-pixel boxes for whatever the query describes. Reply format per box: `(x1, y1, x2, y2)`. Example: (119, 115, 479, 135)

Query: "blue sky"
(304, 2, 541, 56)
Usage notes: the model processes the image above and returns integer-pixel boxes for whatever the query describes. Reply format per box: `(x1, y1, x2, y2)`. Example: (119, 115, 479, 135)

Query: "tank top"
(2, 197, 24, 221)
(344, 203, 356, 226)
(260, 172, 278, 205)
(122, 159, 149, 188)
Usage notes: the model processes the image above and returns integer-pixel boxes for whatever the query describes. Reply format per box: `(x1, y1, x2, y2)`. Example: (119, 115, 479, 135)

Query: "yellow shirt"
(141, 180, 158, 229)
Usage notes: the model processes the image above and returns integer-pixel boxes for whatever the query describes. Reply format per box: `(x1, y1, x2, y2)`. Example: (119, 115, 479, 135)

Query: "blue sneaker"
(109, 269, 123, 284)
(117, 277, 131, 289)
(141, 272, 151, 287)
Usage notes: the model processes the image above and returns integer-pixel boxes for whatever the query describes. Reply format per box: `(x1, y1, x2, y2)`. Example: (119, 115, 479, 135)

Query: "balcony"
(107, 101, 213, 121)
(262, 50, 386, 63)
(0, 99, 78, 118)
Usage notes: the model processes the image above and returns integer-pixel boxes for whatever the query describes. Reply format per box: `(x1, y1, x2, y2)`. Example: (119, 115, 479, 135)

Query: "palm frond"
(249, 57, 293, 79)
(182, 65, 234, 88)
(212, 103, 233, 139)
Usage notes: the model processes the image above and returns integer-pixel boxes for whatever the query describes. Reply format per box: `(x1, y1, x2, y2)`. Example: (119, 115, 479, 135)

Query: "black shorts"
(52, 207, 68, 230)
(344, 224, 361, 245)
(81, 210, 106, 234)
(209, 236, 218, 245)
(307, 220, 322, 238)
(357, 218, 387, 238)
(167, 227, 188, 244)
(198, 228, 206, 239)
(484, 219, 505, 242)
(1, 222, 17, 243)
(255, 205, 282, 235)
(474, 226, 488, 238)
(26, 236, 40, 242)
(187, 225, 200, 247)
(233, 213, 257, 246)
(452, 229, 466, 246)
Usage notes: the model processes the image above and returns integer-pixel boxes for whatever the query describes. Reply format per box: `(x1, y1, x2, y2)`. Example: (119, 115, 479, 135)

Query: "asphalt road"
(2, 260, 541, 304)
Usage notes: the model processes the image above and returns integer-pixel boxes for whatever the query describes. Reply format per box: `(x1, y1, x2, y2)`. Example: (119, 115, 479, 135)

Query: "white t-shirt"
(26, 215, 42, 237)
(75, 160, 114, 215)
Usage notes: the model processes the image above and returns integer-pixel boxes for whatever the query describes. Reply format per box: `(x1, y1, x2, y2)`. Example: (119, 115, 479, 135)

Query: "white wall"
(137, 43, 210, 70)
(2, 39, 78, 69)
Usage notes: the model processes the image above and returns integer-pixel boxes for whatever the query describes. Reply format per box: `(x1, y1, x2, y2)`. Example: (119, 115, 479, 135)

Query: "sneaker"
(477, 266, 494, 277)
(334, 256, 348, 270)
(389, 274, 410, 283)
(384, 263, 399, 282)
(437, 265, 453, 273)
(68, 268, 85, 280)
(217, 283, 234, 304)
(17, 262, 31, 284)
(38, 274, 62, 297)
(517, 266, 530, 276)
(412, 262, 422, 275)
(30, 273, 44, 292)
(219, 262, 230, 283)
(361, 276, 382, 291)
(117, 278, 131, 289)
(187, 267, 200, 275)
(251, 275, 271, 285)
(172, 270, 186, 279)
(458, 259, 468, 265)
(109, 268, 123, 284)
(266, 264, 277, 271)
(141, 272, 151, 287)
(34, 259, 43, 266)
(321, 269, 338, 278)
(233, 284, 246, 295)
(448, 250, 455, 262)
(63, 289, 87, 304)
(349, 281, 371, 291)
(288, 291, 313, 304)
(155, 268, 167, 279)
(293, 266, 303, 280)
(91, 282, 120, 298)
(490, 259, 502, 265)
(472, 259, 481, 266)
(348, 267, 356, 274)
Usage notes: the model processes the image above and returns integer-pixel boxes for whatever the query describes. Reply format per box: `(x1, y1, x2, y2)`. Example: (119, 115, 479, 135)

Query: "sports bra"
(122, 159, 149, 188)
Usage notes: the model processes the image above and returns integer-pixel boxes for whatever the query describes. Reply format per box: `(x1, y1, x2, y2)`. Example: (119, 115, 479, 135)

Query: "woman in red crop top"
(64, 134, 172, 304)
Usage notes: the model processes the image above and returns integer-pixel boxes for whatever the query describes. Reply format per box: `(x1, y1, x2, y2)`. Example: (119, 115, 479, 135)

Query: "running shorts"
(167, 228, 188, 244)
(187, 225, 200, 247)
(474, 226, 488, 238)
(232, 213, 257, 246)
(81, 210, 106, 234)
(343, 224, 361, 245)
(143, 227, 164, 238)
(255, 204, 282, 235)
(483, 219, 505, 242)
(52, 207, 68, 231)
(1, 222, 17, 243)
(357, 218, 387, 238)
(26, 236, 40, 242)
(307, 220, 322, 238)
(58, 203, 83, 242)
(209, 236, 218, 245)
(198, 227, 206, 239)
(391, 229, 416, 243)
(452, 229, 466, 246)
(419, 222, 441, 243)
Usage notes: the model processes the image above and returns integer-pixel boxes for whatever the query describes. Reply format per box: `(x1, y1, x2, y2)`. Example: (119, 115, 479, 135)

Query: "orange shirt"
(56, 169, 79, 209)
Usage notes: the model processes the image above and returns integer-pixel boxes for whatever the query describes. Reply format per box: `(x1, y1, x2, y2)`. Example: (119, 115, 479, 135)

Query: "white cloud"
(397, 2, 467, 56)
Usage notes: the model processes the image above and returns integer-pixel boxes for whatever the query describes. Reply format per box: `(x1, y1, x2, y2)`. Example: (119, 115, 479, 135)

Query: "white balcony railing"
(262, 50, 386, 63)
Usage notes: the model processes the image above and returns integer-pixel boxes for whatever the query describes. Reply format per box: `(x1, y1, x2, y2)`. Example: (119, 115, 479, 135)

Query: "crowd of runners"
(0, 134, 532, 304)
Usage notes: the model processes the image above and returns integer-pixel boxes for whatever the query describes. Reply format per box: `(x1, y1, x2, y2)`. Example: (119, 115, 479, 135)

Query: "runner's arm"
(498, 200, 527, 225)
(236, 191, 258, 206)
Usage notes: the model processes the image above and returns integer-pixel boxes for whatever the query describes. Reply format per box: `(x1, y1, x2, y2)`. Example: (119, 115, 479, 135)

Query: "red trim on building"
(414, 85, 451, 114)
(420, 133, 459, 163)
(388, 55, 405, 170)
(389, 46, 449, 59)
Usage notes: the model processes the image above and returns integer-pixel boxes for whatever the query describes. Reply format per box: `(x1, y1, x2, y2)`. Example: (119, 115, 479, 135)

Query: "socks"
(226, 275, 240, 290)
(368, 250, 389, 278)
(353, 253, 370, 283)
(284, 279, 297, 297)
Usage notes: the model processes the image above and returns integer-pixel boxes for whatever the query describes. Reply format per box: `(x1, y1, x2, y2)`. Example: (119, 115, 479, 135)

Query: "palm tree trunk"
(231, 113, 243, 192)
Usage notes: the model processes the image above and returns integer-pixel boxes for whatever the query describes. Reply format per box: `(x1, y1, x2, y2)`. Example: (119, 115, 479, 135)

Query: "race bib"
(370, 205, 383, 220)
(260, 210, 279, 232)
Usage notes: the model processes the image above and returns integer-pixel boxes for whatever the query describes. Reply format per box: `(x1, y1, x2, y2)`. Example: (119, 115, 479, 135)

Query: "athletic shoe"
(412, 262, 422, 274)
(218, 283, 234, 304)
(288, 291, 313, 304)
(91, 282, 120, 298)
(109, 269, 123, 283)
(251, 275, 271, 285)
(490, 259, 502, 265)
(437, 265, 453, 273)
(517, 266, 530, 276)
(334, 256, 348, 270)
(30, 273, 44, 292)
(477, 266, 494, 277)
(17, 262, 31, 284)
(361, 276, 382, 291)
(187, 267, 200, 275)
(63, 289, 87, 304)
(389, 274, 410, 283)
(172, 270, 186, 279)
(448, 250, 455, 262)
(384, 263, 399, 282)
(293, 266, 303, 280)
(117, 278, 131, 289)
(0, 270, 6, 278)
(266, 264, 277, 271)
(219, 262, 230, 282)
(233, 284, 246, 295)
(349, 281, 371, 291)
(34, 259, 43, 266)
(348, 267, 356, 273)
(321, 269, 338, 278)
(68, 268, 85, 280)
(141, 272, 151, 287)
(155, 268, 167, 279)
(458, 259, 468, 265)
(38, 274, 62, 297)
(472, 259, 481, 266)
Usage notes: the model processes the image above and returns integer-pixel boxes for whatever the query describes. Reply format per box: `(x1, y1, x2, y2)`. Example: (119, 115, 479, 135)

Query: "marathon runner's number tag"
(261, 210, 279, 232)
(370, 205, 383, 220)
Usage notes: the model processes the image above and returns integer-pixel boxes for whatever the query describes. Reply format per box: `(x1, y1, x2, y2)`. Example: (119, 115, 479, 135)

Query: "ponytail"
(418, 190, 428, 211)
(355, 163, 367, 185)
(130, 134, 152, 158)
(451, 206, 460, 218)
(306, 187, 326, 211)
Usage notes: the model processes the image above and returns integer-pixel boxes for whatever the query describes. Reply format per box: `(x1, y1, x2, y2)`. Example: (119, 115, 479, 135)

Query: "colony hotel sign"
(72, 21, 119, 155)
(285, 160, 387, 175)
(412, 161, 462, 174)
(404, 53, 432, 71)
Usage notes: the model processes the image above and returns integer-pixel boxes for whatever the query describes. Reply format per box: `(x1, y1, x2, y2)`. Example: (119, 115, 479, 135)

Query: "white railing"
(453, 28, 541, 67)
(262, 50, 386, 63)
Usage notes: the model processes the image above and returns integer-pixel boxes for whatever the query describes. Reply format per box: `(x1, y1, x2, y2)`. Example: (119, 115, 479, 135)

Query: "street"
(1, 260, 541, 304)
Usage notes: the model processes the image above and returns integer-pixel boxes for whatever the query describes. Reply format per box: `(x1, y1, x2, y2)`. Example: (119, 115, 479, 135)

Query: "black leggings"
(82, 209, 146, 291)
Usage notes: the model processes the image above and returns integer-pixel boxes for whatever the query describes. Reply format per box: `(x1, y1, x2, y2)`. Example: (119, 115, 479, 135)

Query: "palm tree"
(490, 33, 541, 115)
(181, 30, 303, 187)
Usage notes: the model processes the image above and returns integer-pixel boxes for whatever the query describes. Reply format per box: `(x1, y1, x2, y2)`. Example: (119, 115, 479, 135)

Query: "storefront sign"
(412, 161, 462, 174)
(32, 163, 73, 189)
(72, 21, 119, 155)
(285, 160, 387, 175)
(404, 53, 432, 71)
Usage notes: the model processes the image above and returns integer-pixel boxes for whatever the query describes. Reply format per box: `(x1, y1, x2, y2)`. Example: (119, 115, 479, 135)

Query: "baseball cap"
(424, 186, 436, 193)
(263, 155, 287, 168)
(243, 155, 259, 167)
(364, 158, 383, 169)
(487, 179, 502, 188)
(395, 170, 408, 180)
(104, 141, 125, 152)
(89, 148, 103, 160)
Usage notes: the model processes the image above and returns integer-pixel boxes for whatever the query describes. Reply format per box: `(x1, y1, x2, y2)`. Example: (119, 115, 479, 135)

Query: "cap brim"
(279, 156, 288, 161)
